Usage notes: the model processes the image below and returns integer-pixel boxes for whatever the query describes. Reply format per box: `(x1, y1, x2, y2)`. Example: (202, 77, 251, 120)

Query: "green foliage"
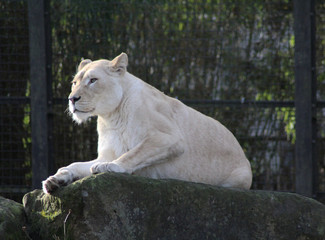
(51, 0, 295, 100)
(3, 0, 325, 194)
(48, 0, 299, 190)
(0, 0, 32, 195)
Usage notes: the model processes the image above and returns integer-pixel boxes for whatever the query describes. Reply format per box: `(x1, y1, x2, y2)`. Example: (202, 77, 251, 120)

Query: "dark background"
(0, 0, 324, 202)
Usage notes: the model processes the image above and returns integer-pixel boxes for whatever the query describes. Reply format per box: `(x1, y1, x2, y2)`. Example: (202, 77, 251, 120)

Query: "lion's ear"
(78, 59, 92, 71)
(109, 53, 128, 75)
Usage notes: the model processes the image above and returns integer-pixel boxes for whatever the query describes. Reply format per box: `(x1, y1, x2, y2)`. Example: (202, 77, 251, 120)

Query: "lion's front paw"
(90, 162, 127, 174)
(42, 169, 74, 194)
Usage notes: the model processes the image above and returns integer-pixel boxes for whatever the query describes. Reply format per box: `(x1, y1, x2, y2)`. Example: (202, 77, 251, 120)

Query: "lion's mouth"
(73, 108, 95, 114)
(69, 101, 95, 114)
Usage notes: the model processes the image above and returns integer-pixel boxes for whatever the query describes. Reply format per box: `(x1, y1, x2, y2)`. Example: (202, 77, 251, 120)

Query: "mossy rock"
(0, 196, 28, 239)
(23, 172, 325, 240)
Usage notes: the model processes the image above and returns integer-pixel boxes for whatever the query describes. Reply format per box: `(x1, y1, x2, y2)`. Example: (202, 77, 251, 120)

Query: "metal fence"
(0, 0, 324, 202)
(0, 0, 31, 201)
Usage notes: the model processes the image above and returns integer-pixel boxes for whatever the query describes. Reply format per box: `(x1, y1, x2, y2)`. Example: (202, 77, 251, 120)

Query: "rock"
(0, 196, 28, 240)
(23, 172, 325, 240)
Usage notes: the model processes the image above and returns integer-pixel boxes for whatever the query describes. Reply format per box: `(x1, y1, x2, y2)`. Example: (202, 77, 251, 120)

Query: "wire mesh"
(52, 103, 98, 170)
(318, 109, 325, 193)
(316, 1, 325, 195)
(49, 0, 296, 192)
(1, 0, 325, 201)
(50, 0, 295, 101)
(0, 0, 31, 201)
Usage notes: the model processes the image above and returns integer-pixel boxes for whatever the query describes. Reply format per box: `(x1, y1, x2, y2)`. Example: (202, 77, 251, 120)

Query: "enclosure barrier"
(0, 0, 324, 202)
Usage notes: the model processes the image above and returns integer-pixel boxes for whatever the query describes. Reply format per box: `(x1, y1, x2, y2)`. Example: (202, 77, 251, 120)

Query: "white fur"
(42, 53, 252, 194)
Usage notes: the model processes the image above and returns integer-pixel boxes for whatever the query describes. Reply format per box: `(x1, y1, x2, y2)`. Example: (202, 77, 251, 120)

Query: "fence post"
(293, 0, 316, 197)
(28, 0, 53, 189)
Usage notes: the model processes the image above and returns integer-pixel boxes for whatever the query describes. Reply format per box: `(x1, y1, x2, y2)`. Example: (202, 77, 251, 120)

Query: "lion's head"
(68, 53, 128, 123)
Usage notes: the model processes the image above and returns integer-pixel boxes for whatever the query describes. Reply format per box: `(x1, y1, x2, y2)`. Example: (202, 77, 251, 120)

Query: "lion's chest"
(97, 125, 137, 160)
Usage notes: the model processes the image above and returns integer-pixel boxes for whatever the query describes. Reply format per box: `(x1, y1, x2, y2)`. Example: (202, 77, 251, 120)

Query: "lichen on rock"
(0, 196, 27, 239)
(22, 172, 325, 240)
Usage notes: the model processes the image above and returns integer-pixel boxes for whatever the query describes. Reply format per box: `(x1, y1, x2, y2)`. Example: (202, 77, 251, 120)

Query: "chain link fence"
(0, 0, 324, 202)
(0, 0, 31, 201)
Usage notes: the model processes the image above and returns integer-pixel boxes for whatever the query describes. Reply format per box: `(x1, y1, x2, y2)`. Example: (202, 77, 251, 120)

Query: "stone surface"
(0, 196, 28, 240)
(23, 172, 325, 240)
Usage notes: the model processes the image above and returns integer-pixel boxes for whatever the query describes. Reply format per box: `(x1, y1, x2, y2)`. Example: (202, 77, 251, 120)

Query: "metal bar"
(16, 97, 325, 109)
(0, 97, 30, 104)
(52, 97, 296, 108)
(45, 0, 54, 180)
(294, 0, 316, 197)
(28, 0, 52, 190)
(182, 100, 295, 108)
(0, 187, 32, 193)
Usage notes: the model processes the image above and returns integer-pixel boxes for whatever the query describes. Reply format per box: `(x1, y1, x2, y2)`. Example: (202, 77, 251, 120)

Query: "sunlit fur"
(42, 53, 252, 194)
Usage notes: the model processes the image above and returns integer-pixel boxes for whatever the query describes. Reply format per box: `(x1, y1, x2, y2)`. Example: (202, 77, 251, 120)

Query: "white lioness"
(42, 53, 252, 194)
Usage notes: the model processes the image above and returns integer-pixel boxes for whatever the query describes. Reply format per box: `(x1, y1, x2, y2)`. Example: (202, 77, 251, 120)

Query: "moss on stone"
(0, 196, 28, 239)
(23, 172, 325, 240)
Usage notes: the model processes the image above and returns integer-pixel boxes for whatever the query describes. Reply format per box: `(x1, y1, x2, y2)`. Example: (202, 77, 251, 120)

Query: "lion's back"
(133, 86, 251, 187)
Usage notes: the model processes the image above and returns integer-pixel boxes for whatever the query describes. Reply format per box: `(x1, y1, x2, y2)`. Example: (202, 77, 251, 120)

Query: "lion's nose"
(69, 96, 81, 104)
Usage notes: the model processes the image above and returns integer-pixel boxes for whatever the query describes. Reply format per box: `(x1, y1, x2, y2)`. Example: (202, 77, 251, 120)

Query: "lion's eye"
(72, 81, 77, 86)
(90, 78, 98, 84)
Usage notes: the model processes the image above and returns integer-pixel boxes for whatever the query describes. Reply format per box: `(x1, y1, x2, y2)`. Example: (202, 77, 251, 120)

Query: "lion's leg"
(90, 133, 184, 174)
(42, 159, 99, 194)
(221, 161, 252, 190)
